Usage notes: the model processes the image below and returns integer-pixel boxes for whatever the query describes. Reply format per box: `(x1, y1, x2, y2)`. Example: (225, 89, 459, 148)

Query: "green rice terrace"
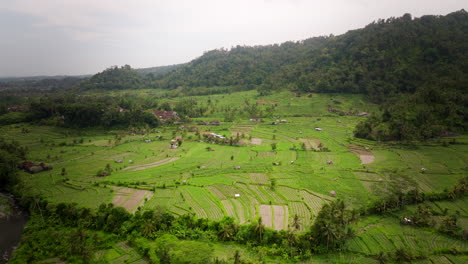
(3, 90, 467, 263)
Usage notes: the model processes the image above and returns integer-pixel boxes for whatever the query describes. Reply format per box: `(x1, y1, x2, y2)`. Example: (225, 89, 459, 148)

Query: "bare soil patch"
(300, 138, 321, 150)
(348, 145, 374, 164)
(106, 152, 133, 160)
(259, 205, 273, 228)
(123, 157, 180, 171)
(272, 205, 287, 230)
(111, 187, 153, 212)
(250, 138, 262, 145)
(349, 149, 375, 164)
(257, 100, 278, 105)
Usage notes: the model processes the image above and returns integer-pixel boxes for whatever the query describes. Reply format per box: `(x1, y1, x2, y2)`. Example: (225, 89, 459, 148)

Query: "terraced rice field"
(8, 89, 467, 259)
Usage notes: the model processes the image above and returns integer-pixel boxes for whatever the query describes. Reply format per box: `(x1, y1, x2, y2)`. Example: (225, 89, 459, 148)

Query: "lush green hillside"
(78, 65, 148, 90)
(152, 10, 468, 140)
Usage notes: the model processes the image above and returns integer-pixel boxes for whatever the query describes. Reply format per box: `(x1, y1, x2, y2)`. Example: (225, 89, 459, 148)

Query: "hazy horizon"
(0, 0, 466, 78)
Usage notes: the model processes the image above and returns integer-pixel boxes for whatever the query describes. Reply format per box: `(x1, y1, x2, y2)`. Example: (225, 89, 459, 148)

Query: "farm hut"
(315, 127, 323, 131)
(129, 160, 133, 163)
(329, 190, 336, 197)
(182, 180, 187, 184)
(357, 112, 369, 117)
(144, 139, 152, 143)
(272, 162, 280, 166)
(234, 194, 240, 198)
(249, 117, 262, 122)
(210, 148, 216, 151)
(421, 167, 427, 172)
(29, 166, 44, 174)
(170, 140, 178, 149)
(18, 161, 52, 174)
(153, 110, 178, 122)
(327, 161, 334, 165)
(116, 160, 123, 163)
(234, 166, 241, 170)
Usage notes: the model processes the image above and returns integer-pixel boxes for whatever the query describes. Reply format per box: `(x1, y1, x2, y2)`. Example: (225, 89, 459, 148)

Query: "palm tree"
(142, 220, 156, 237)
(219, 223, 234, 241)
(233, 250, 241, 264)
(292, 214, 301, 231)
(255, 217, 265, 243)
(375, 251, 388, 264)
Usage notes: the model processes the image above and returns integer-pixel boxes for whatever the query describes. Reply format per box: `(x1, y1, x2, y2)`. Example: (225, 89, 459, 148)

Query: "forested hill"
(78, 65, 147, 90)
(151, 10, 467, 141)
(154, 10, 467, 99)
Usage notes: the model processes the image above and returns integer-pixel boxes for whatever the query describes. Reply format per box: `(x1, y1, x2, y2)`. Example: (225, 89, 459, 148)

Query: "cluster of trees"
(78, 65, 149, 90)
(0, 76, 85, 93)
(151, 10, 467, 141)
(10, 197, 356, 263)
(0, 138, 28, 191)
(26, 94, 160, 128)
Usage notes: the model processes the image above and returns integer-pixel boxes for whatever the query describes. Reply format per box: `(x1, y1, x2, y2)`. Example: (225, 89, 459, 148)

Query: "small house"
(153, 110, 178, 122)
(249, 117, 262, 122)
(234, 194, 240, 198)
(357, 112, 369, 117)
(329, 190, 336, 197)
(315, 127, 323, 131)
(170, 140, 178, 149)
(327, 161, 334, 165)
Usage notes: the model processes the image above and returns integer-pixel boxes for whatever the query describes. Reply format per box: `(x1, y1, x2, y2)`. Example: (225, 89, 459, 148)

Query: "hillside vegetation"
(153, 10, 468, 141)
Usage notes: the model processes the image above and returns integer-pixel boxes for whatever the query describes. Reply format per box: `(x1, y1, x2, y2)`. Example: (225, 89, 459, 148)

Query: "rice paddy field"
(2, 90, 467, 262)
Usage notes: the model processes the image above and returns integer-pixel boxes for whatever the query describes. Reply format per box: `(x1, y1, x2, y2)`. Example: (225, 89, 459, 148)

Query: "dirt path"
(123, 157, 180, 171)
(272, 205, 287, 230)
(250, 138, 262, 145)
(111, 186, 153, 212)
(259, 205, 273, 228)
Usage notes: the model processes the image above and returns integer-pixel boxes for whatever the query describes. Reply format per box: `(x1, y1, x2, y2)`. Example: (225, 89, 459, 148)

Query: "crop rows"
(277, 186, 302, 201)
(300, 190, 325, 217)
(183, 186, 225, 220)
(288, 202, 311, 229)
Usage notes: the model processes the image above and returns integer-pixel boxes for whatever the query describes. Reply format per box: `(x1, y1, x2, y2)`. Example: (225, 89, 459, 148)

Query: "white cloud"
(0, 0, 466, 76)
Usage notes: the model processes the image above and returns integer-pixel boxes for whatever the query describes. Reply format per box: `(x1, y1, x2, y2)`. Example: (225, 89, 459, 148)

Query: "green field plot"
(3, 91, 466, 237)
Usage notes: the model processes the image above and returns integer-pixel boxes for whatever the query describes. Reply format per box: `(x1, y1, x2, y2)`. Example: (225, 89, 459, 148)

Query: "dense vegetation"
(152, 10, 468, 141)
(78, 65, 148, 90)
(1, 10, 468, 264)
(0, 138, 27, 191)
(2, 11, 467, 140)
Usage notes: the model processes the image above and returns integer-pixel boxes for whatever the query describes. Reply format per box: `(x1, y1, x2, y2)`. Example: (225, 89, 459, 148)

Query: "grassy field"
(3, 90, 467, 262)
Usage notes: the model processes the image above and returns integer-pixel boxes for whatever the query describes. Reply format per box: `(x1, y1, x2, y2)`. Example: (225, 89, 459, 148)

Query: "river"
(0, 194, 28, 264)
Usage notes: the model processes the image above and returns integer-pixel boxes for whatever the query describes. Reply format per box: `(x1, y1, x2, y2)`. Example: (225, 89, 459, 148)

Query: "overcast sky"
(0, 0, 465, 77)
